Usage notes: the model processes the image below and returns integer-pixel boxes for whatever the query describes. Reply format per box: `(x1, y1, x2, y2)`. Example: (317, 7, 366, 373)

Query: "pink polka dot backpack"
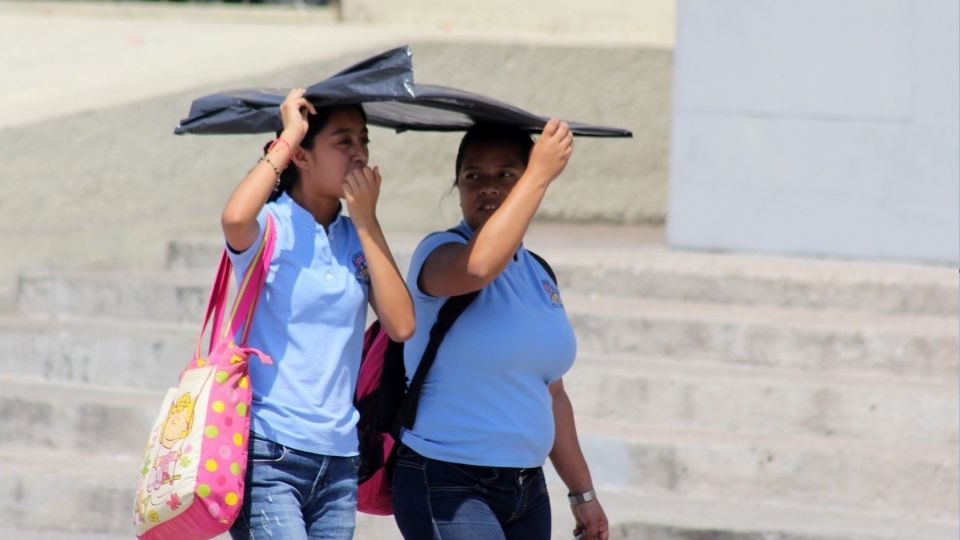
(133, 215, 276, 540)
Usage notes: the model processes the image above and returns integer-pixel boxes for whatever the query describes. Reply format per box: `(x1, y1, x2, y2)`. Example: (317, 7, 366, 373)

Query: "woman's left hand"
(571, 499, 609, 540)
(344, 166, 381, 227)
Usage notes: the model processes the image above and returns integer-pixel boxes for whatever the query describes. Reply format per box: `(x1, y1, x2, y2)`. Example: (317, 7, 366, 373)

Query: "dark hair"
(454, 123, 534, 183)
(266, 104, 367, 202)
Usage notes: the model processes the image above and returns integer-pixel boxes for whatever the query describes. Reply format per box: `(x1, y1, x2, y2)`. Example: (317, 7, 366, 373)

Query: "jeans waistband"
(397, 443, 542, 477)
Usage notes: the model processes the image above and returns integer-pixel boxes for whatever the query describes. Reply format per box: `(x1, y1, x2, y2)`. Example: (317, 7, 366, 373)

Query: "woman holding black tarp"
(222, 88, 414, 540)
(391, 120, 609, 540)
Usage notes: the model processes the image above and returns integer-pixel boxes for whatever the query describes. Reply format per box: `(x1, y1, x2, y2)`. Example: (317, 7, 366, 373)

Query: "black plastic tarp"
(174, 46, 415, 135)
(174, 46, 632, 138)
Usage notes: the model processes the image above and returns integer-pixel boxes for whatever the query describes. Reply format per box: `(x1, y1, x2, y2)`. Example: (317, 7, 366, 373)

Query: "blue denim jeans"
(391, 444, 551, 540)
(229, 433, 359, 540)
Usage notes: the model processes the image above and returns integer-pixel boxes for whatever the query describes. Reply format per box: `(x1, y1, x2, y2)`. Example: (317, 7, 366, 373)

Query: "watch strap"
(567, 488, 597, 506)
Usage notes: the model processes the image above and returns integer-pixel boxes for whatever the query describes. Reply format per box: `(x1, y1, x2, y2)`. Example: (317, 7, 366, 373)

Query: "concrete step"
(564, 294, 958, 378)
(526, 223, 958, 317)
(557, 487, 959, 540)
(2, 449, 955, 540)
(0, 449, 555, 540)
(549, 251, 957, 317)
(373, 478, 960, 539)
(5, 350, 954, 460)
(0, 528, 151, 540)
(573, 418, 957, 520)
(16, 270, 215, 325)
(565, 354, 959, 444)
(0, 315, 193, 388)
(2, 375, 953, 519)
(0, 449, 388, 539)
(0, 451, 138, 536)
(4, 338, 955, 450)
(0, 375, 163, 456)
(4, 299, 954, 391)
(165, 232, 959, 316)
(15, 270, 957, 377)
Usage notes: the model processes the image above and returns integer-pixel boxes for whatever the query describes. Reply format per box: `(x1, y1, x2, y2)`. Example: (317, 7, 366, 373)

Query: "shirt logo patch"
(352, 252, 370, 285)
(542, 279, 562, 307)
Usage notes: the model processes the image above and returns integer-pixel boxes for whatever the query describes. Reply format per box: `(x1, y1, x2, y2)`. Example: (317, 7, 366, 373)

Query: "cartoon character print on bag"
(134, 367, 214, 524)
(148, 392, 196, 491)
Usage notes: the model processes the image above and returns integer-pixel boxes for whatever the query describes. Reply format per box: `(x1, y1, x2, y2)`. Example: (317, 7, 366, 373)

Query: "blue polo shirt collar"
(280, 192, 345, 233)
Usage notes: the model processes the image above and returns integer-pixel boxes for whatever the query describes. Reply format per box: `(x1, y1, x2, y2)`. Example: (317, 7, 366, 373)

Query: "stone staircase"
(1, 225, 957, 540)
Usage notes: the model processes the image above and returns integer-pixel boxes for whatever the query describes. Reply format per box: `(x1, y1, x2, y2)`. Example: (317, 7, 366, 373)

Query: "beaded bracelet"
(259, 156, 281, 190)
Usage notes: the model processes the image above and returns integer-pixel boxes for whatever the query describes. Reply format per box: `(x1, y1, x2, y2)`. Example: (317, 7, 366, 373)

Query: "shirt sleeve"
(406, 230, 469, 299)
(225, 207, 275, 280)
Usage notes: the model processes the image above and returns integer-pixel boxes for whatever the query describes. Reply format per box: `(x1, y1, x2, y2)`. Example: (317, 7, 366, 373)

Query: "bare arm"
(344, 167, 415, 342)
(221, 88, 316, 251)
(549, 378, 609, 540)
(419, 119, 573, 297)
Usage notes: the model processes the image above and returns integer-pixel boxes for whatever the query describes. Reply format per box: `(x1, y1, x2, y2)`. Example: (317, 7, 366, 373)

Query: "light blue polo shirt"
(227, 192, 370, 456)
(400, 222, 576, 468)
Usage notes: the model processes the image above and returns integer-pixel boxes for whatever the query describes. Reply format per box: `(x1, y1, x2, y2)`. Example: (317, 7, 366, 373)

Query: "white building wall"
(667, 0, 959, 264)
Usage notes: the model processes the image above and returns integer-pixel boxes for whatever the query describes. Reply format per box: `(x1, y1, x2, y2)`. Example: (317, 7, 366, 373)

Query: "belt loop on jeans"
(517, 467, 536, 488)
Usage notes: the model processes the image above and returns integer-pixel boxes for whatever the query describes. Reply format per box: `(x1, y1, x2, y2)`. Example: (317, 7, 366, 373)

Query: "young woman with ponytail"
(221, 88, 415, 540)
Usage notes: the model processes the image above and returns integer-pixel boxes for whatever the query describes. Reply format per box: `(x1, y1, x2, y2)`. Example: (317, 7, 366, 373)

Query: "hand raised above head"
(526, 118, 574, 187)
(279, 88, 317, 147)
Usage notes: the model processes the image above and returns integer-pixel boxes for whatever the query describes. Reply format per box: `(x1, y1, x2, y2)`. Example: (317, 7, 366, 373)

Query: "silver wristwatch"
(567, 488, 597, 506)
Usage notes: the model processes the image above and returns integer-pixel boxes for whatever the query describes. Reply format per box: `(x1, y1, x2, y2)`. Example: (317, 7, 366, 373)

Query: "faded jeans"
(391, 443, 551, 540)
(229, 433, 358, 540)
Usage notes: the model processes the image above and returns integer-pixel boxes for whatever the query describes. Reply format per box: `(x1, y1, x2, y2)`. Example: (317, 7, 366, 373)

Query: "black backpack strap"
(397, 290, 479, 431)
(375, 336, 407, 431)
(395, 229, 556, 433)
(395, 226, 480, 432)
(446, 227, 469, 241)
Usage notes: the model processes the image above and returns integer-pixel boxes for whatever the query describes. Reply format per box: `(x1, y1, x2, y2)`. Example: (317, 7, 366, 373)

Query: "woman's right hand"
(526, 118, 574, 187)
(278, 87, 317, 147)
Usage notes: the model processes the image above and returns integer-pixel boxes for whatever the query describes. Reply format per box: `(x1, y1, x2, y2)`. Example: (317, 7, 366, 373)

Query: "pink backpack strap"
(194, 214, 276, 359)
